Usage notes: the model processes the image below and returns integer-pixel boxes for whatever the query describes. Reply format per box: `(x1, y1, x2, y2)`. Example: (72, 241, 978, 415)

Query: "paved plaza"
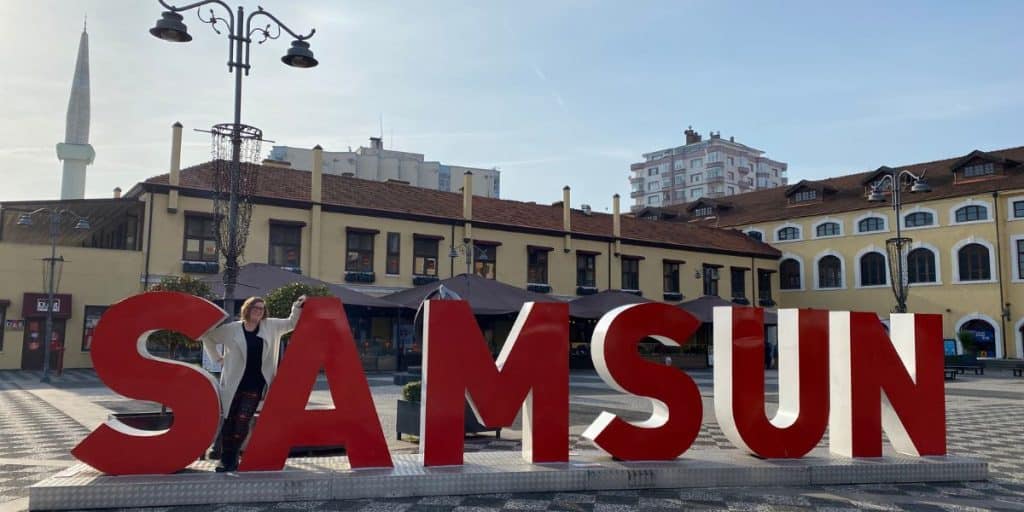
(0, 368, 1021, 511)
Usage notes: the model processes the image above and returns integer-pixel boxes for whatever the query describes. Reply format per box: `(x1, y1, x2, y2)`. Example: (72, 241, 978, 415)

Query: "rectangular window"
(0, 303, 5, 351)
(690, 158, 703, 169)
(346, 231, 375, 272)
(528, 248, 549, 284)
(963, 162, 995, 178)
(663, 261, 680, 293)
(183, 215, 218, 262)
(794, 190, 817, 202)
(702, 265, 720, 296)
(757, 270, 774, 305)
(473, 243, 497, 279)
(577, 253, 596, 287)
(647, 180, 660, 191)
(727, 186, 735, 195)
(727, 157, 735, 166)
(1014, 200, 1024, 219)
(647, 167, 659, 176)
(731, 268, 747, 301)
(82, 305, 108, 352)
(691, 174, 702, 183)
(1018, 240, 1024, 280)
(268, 223, 302, 267)
(728, 172, 735, 181)
(386, 233, 401, 275)
(674, 174, 685, 185)
(695, 206, 713, 217)
(621, 257, 640, 290)
(673, 160, 685, 171)
(413, 237, 439, 276)
(690, 188, 703, 198)
(708, 151, 720, 163)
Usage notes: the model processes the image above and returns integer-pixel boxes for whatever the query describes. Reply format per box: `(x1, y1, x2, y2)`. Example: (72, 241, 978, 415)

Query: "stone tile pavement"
(0, 368, 1022, 511)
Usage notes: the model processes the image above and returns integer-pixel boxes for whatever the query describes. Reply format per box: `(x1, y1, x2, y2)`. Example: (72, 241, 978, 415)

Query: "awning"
(202, 263, 397, 309)
(677, 295, 777, 325)
(383, 273, 560, 315)
(568, 290, 651, 320)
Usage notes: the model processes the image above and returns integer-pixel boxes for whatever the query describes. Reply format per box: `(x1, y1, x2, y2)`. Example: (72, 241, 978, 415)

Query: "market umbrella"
(677, 295, 777, 325)
(203, 263, 398, 309)
(383, 273, 559, 315)
(568, 290, 652, 319)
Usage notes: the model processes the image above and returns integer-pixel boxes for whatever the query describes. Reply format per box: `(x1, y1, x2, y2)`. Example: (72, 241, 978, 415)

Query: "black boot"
(215, 451, 238, 473)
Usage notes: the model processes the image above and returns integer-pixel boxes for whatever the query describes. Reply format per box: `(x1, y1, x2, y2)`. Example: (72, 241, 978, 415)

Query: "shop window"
(346, 231, 375, 272)
(473, 243, 497, 279)
(268, 223, 302, 268)
(183, 215, 218, 262)
(82, 305, 108, 352)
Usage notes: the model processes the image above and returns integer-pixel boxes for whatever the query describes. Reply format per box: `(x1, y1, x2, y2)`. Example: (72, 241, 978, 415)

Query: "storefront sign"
(5, 319, 24, 330)
(72, 292, 946, 476)
(22, 293, 73, 319)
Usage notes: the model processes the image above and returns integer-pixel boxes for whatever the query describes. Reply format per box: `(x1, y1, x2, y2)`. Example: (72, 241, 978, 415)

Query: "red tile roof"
(143, 161, 780, 258)
(645, 146, 1024, 227)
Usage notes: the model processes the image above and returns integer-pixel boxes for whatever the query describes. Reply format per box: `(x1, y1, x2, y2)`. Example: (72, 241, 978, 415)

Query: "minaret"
(56, 20, 94, 199)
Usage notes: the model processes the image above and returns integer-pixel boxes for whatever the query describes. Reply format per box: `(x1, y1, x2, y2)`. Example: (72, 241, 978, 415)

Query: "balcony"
(630, 190, 645, 198)
(737, 166, 751, 174)
(706, 175, 725, 184)
(705, 161, 724, 168)
(629, 175, 645, 183)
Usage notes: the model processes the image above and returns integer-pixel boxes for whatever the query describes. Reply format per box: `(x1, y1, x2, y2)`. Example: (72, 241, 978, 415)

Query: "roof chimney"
(562, 186, 572, 252)
(369, 136, 383, 150)
(684, 126, 702, 145)
(463, 171, 473, 241)
(613, 193, 621, 255)
(168, 122, 182, 212)
(311, 145, 323, 204)
(113, 187, 121, 199)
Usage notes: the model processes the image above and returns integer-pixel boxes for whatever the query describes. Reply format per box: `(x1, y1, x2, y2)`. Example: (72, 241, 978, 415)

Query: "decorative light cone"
(282, 40, 318, 68)
(868, 188, 886, 202)
(74, 218, 91, 230)
(17, 213, 32, 226)
(911, 178, 932, 193)
(150, 11, 192, 42)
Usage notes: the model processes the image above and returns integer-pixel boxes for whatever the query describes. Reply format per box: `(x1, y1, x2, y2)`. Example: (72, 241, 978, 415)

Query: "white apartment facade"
(268, 137, 501, 198)
(629, 127, 787, 211)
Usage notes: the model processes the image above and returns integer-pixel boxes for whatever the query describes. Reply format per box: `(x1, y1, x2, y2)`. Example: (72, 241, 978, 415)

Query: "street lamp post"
(17, 209, 90, 383)
(449, 242, 488, 277)
(868, 169, 932, 313)
(150, 1, 318, 316)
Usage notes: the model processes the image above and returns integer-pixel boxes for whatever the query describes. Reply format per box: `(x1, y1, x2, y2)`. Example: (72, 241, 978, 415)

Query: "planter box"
(360, 355, 378, 371)
(527, 283, 551, 294)
(376, 355, 397, 371)
(640, 353, 707, 369)
(396, 400, 501, 441)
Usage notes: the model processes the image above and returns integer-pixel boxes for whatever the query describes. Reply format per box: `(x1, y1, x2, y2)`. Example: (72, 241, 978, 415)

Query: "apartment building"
(629, 127, 787, 211)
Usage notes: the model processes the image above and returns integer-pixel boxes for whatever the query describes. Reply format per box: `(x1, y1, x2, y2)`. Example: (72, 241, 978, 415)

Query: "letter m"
(421, 300, 568, 466)
(830, 312, 946, 457)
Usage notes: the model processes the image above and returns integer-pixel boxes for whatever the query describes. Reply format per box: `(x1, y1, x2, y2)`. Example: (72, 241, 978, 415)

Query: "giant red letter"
(581, 303, 702, 460)
(71, 292, 224, 474)
(829, 312, 946, 457)
(714, 307, 829, 458)
(421, 300, 568, 466)
(239, 297, 392, 471)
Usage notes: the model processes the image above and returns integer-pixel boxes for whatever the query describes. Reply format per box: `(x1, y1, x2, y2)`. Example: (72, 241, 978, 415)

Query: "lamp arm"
(246, 7, 315, 42)
(159, 0, 235, 33)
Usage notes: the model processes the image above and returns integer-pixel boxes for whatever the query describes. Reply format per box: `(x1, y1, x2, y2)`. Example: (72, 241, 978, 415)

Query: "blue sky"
(2, 1, 1023, 211)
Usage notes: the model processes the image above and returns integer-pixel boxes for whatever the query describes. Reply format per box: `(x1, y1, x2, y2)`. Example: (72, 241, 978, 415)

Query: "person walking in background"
(201, 295, 305, 472)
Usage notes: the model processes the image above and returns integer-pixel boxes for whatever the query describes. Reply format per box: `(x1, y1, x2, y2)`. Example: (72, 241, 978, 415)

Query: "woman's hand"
(295, 295, 307, 308)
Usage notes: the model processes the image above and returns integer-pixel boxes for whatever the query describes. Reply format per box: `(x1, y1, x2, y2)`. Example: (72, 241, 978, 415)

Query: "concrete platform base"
(29, 449, 987, 510)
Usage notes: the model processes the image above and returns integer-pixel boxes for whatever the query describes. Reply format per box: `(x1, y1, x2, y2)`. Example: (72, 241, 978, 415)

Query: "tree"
(264, 282, 332, 318)
(956, 330, 978, 356)
(148, 276, 217, 362)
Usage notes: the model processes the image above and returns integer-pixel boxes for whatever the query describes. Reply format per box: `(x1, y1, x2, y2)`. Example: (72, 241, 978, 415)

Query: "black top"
(238, 324, 267, 392)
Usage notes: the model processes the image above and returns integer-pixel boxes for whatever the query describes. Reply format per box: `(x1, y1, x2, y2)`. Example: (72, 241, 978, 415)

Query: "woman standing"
(201, 295, 305, 472)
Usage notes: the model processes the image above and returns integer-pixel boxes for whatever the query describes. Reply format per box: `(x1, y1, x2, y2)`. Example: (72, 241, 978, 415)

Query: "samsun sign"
(72, 292, 946, 475)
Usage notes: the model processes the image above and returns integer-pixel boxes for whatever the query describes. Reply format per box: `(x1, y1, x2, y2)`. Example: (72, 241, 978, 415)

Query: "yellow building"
(0, 138, 780, 371)
(640, 146, 1024, 359)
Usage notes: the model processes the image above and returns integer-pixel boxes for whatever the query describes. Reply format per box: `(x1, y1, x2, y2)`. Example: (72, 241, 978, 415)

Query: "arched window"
(860, 252, 886, 286)
(817, 255, 842, 289)
(746, 231, 763, 242)
(816, 222, 840, 237)
(858, 217, 884, 233)
(907, 248, 937, 283)
(955, 205, 988, 223)
(959, 319, 997, 358)
(777, 226, 800, 241)
(780, 259, 801, 290)
(958, 243, 991, 281)
(905, 212, 934, 228)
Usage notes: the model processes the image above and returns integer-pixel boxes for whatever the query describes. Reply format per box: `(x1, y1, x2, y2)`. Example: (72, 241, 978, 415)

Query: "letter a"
(422, 300, 568, 466)
(72, 292, 224, 475)
(582, 303, 703, 460)
(240, 297, 392, 470)
(829, 312, 946, 457)
(714, 307, 829, 458)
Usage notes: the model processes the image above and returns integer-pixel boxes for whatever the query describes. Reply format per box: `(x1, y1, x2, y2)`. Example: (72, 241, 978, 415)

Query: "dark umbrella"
(384, 273, 559, 315)
(677, 295, 777, 325)
(202, 263, 397, 309)
(568, 290, 652, 319)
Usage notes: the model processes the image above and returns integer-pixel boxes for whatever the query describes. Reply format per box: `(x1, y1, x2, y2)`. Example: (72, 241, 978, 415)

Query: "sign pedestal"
(30, 449, 986, 510)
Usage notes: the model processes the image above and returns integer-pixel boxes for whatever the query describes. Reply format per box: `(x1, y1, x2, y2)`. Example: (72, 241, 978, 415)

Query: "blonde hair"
(240, 296, 267, 323)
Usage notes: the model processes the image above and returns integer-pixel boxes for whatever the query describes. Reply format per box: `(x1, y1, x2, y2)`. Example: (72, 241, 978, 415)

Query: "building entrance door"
(20, 318, 66, 371)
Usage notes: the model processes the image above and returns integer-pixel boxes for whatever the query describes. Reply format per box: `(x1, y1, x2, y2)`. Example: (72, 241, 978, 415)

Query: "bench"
(944, 369, 958, 380)
(1013, 366, 1023, 377)
(945, 365, 984, 376)
(944, 355, 985, 376)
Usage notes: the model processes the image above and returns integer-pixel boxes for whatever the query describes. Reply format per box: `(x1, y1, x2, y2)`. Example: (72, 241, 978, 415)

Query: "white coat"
(200, 302, 302, 417)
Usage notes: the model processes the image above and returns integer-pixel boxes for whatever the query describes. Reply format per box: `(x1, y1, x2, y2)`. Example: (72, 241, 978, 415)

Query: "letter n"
(714, 307, 829, 458)
(829, 312, 946, 457)
(421, 300, 568, 466)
